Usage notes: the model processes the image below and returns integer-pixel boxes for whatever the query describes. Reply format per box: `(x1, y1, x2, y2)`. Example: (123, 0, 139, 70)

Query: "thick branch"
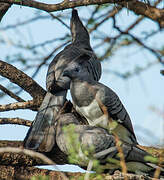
(0, 141, 163, 179)
(0, 60, 46, 100)
(0, 2, 11, 22)
(0, 140, 68, 166)
(0, 166, 73, 180)
(0, 166, 152, 180)
(0, 0, 164, 27)
(0, 117, 31, 127)
(119, 1, 164, 28)
(0, 147, 55, 165)
(0, 147, 68, 180)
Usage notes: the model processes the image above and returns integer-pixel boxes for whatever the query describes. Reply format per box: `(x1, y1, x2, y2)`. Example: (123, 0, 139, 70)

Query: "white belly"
(75, 99, 108, 127)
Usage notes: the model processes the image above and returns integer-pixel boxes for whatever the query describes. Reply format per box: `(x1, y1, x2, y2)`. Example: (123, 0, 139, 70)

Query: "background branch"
(0, 0, 164, 27)
(0, 84, 24, 102)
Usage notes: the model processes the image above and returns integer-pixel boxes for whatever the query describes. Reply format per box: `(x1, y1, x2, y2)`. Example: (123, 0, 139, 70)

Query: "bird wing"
(24, 91, 66, 152)
(97, 86, 137, 144)
(56, 112, 162, 176)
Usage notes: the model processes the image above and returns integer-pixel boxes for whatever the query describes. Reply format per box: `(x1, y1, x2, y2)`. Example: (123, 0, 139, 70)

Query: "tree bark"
(0, 0, 163, 27)
(0, 166, 154, 180)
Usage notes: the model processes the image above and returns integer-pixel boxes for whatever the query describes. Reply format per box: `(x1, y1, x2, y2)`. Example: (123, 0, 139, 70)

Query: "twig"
(94, 147, 117, 158)
(31, 41, 69, 79)
(103, 60, 159, 79)
(0, 117, 32, 127)
(115, 135, 127, 180)
(0, 84, 25, 102)
(0, 15, 50, 30)
(49, 13, 69, 29)
(89, 6, 122, 33)
(86, 5, 101, 27)
(112, 17, 163, 64)
(84, 160, 93, 180)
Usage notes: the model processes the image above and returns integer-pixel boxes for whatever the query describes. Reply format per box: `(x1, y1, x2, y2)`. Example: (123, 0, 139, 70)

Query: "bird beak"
(63, 70, 70, 77)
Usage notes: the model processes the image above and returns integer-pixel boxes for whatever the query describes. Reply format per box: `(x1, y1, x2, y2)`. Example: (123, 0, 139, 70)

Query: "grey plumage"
(63, 64, 137, 145)
(23, 91, 66, 151)
(56, 112, 163, 176)
(23, 9, 101, 152)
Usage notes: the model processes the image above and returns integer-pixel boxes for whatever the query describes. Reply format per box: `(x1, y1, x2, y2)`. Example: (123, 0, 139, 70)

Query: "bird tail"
(23, 91, 66, 152)
(119, 143, 164, 177)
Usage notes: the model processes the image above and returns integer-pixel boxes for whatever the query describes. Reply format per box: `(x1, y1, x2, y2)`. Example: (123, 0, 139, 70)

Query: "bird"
(56, 112, 164, 177)
(63, 62, 138, 145)
(23, 9, 102, 152)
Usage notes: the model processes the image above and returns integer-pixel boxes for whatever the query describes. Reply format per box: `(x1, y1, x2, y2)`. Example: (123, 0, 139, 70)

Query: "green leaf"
(144, 155, 159, 164)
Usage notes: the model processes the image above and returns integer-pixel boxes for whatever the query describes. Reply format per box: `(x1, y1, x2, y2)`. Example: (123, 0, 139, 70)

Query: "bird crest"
(71, 9, 92, 50)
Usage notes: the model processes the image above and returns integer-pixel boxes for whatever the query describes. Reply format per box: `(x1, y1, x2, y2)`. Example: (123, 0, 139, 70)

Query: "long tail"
(24, 91, 66, 152)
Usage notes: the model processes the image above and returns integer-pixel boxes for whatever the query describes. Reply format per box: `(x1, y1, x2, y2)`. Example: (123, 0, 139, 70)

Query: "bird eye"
(74, 67, 80, 72)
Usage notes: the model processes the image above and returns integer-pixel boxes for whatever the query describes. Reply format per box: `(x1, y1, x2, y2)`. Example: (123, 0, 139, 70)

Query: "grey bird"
(23, 9, 101, 152)
(56, 112, 164, 176)
(63, 62, 137, 145)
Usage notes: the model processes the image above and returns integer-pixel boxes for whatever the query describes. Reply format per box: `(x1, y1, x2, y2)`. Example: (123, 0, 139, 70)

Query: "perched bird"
(23, 9, 101, 152)
(63, 61, 137, 145)
(56, 112, 164, 177)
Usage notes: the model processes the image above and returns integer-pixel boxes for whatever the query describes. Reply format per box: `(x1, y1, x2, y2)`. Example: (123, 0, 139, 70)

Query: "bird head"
(63, 56, 90, 80)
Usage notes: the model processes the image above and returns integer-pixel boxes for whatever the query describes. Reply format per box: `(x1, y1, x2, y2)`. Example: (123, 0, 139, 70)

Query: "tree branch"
(0, 2, 11, 22)
(0, 0, 163, 27)
(0, 147, 55, 165)
(160, 69, 164, 76)
(0, 147, 69, 180)
(0, 84, 24, 102)
(0, 100, 39, 112)
(0, 60, 46, 100)
(0, 140, 68, 166)
(112, 17, 163, 64)
(0, 117, 31, 127)
(0, 140, 163, 179)
(0, 166, 155, 180)
(119, 0, 164, 28)
(0, 166, 72, 180)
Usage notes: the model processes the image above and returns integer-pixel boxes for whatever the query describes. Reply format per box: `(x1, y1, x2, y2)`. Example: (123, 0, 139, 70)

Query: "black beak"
(63, 70, 70, 77)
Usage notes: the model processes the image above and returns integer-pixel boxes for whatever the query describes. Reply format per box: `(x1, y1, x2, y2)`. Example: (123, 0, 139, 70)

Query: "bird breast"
(75, 99, 108, 127)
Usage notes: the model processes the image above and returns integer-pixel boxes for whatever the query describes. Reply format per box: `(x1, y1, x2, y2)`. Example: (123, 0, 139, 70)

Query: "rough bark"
(0, 60, 46, 100)
(0, 140, 68, 166)
(0, 60, 46, 111)
(0, 118, 32, 127)
(0, 166, 153, 180)
(0, 140, 163, 179)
